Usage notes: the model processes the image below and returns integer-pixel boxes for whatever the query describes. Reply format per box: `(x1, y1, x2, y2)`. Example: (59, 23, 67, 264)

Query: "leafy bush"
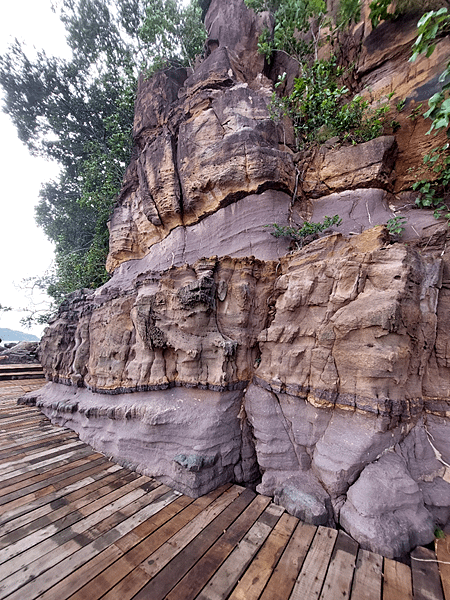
(412, 143, 450, 220)
(409, 8, 450, 222)
(0, 0, 207, 319)
(369, 0, 446, 28)
(369, 0, 394, 28)
(140, 0, 206, 72)
(270, 57, 391, 148)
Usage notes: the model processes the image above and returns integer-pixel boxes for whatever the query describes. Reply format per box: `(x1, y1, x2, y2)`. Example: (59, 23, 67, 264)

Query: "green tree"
(244, 0, 326, 62)
(0, 1, 141, 302)
(140, 0, 207, 71)
(0, 0, 206, 317)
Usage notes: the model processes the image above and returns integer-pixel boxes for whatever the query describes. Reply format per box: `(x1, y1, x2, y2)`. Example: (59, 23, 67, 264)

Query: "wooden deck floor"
(0, 380, 449, 600)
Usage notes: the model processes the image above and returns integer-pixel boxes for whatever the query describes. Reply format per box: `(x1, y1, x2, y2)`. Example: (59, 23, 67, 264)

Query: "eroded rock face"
(302, 136, 398, 198)
(340, 452, 435, 557)
(107, 44, 294, 272)
(26, 0, 450, 558)
(27, 382, 259, 497)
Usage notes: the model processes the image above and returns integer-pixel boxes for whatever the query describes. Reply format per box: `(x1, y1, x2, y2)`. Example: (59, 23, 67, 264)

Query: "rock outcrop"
(0, 341, 40, 364)
(22, 0, 450, 558)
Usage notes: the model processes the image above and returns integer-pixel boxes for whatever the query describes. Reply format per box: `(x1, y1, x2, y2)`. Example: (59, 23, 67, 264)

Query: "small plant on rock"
(386, 215, 407, 238)
(266, 215, 342, 249)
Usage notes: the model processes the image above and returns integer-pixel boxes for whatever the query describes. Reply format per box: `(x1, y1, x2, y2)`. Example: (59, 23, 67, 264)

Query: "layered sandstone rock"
(24, 0, 450, 558)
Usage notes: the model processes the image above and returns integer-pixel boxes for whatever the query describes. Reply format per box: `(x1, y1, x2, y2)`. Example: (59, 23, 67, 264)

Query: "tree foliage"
(140, 0, 207, 71)
(245, 0, 326, 62)
(0, 0, 206, 317)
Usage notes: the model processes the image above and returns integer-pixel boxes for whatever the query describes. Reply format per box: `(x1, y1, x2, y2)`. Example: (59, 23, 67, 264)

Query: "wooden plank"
(3, 390, 431, 600)
(0, 454, 107, 502)
(0, 417, 43, 429)
(164, 494, 274, 600)
(38, 545, 124, 600)
(0, 433, 80, 469)
(0, 464, 124, 527)
(350, 548, 382, 600)
(289, 526, 338, 600)
(68, 496, 197, 600)
(0, 409, 47, 422)
(88, 485, 243, 600)
(0, 415, 44, 429)
(0, 409, 46, 422)
(130, 487, 256, 600)
(0, 427, 52, 443)
(0, 445, 97, 487)
(0, 444, 89, 479)
(100, 566, 150, 600)
(0, 424, 56, 443)
(259, 520, 317, 600)
(319, 530, 358, 600)
(85, 484, 161, 536)
(17, 490, 181, 600)
(0, 471, 140, 548)
(38, 492, 205, 600)
(0, 418, 49, 434)
(195, 503, 285, 600)
(383, 558, 413, 600)
(0, 436, 82, 462)
(0, 403, 42, 414)
(228, 512, 298, 600)
(436, 535, 450, 600)
(411, 546, 445, 600)
(0, 424, 54, 440)
(0, 439, 85, 473)
(0, 458, 117, 515)
(0, 478, 162, 571)
(0, 412, 44, 425)
(0, 488, 181, 600)
(0, 428, 66, 452)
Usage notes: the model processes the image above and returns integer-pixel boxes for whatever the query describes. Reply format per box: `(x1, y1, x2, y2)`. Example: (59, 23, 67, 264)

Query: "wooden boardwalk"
(0, 379, 449, 600)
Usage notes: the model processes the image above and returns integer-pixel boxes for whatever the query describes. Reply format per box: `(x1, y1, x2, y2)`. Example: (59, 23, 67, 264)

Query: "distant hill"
(0, 328, 39, 342)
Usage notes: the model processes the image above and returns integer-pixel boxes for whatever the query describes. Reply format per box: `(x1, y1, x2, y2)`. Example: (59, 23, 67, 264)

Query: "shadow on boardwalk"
(0, 379, 449, 600)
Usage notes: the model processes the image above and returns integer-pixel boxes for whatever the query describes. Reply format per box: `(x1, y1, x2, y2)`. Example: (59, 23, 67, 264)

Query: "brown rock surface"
(27, 0, 450, 558)
(255, 227, 442, 417)
(302, 136, 398, 198)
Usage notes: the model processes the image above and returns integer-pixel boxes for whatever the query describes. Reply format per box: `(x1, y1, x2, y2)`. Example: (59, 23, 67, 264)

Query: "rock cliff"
(22, 0, 450, 558)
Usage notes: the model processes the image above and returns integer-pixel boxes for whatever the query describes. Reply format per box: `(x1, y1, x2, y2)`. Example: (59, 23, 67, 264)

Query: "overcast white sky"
(0, 1, 70, 338)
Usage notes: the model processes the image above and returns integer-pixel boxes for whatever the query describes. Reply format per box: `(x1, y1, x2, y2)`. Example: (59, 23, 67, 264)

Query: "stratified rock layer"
(24, 0, 450, 558)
